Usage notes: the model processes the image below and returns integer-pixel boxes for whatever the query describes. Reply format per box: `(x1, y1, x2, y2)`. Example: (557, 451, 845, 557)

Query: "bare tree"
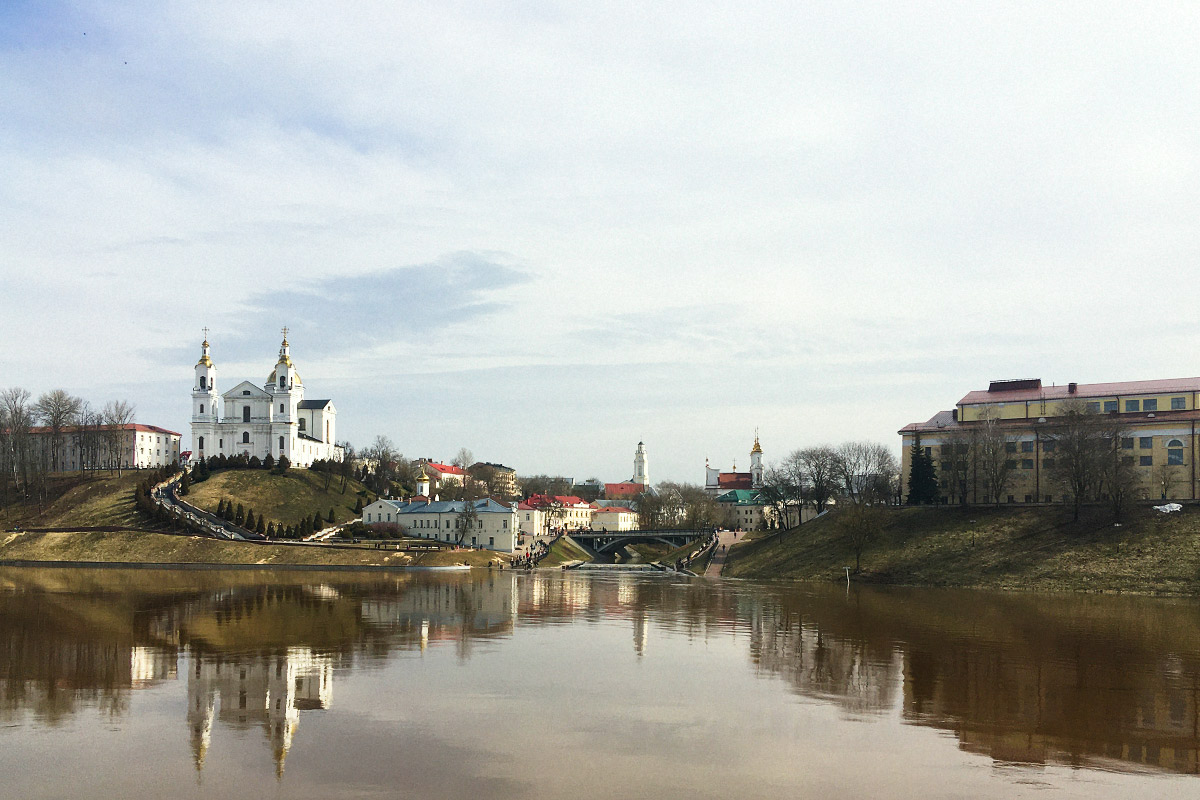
(797, 446, 839, 514)
(452, 448, 474, 470)
(455, 498, 479, 544)
(838, 502, 885, 572)
(834, 441, 897, 504)
(1, 388, 33, 503)
(1044, 399, 1115, 522)
(101, 400, 136, 476)
(1151, 461, 1180, 502)
(34, 389, 81, 473)
(976, 409, 1015, 506)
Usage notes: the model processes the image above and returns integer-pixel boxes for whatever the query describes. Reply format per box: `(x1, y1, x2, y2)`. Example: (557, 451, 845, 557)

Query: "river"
(0, 566, 1197, 798)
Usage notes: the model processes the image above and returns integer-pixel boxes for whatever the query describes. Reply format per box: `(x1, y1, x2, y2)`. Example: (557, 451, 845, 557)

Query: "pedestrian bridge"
(570, 528, 714, 554)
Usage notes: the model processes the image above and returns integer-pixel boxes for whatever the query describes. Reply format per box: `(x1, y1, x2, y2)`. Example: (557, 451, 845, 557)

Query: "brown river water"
(1, 566, 1198, 799)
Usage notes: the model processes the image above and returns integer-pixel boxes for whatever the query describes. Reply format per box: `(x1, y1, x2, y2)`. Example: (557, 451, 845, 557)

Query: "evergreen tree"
(312, 512, 323, 532)
(353, 497, 363, 514)
(256, 516, 266, 536)
(245, 509, 256, 530)
(249, 455, 261, 469)
(906, 437, 939, 505)
(263, 453, 275, 470)
(216, 499, 226, 518)
(178, 470, 190, 496)
(276, 455, 291, 474)
(235, 503, 245, 526)
(266, 521, 276, 538)
(327, 507, 335, 523)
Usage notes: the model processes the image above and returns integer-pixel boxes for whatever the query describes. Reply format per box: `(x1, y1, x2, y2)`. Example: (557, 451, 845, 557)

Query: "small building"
(516, 501, 545, 537)
(469, 462, 518, 497)
(590, 506, 639, 531)
(30, 423, 182, 471)
(705, 435, 765, 495)
(417, 460, 466, 488)
(362, 498, 519, 552)
(525, 494, 595, 533)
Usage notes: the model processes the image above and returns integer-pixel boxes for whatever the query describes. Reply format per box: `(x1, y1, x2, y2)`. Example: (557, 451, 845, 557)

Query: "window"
(1043, 458, 1055, 469)
(1122, 456, 1135, 465)
(1005, 442, 1017, 453)
(1006, 495, 1014, 503)
(200, 376, 206, 390)
(299, 419, 306, 431)
(1140, 437, 1154, 449)
(1121, 438, 1134, 449)
(242, 406, 250, 422)
(280, 376, 286, 388)
(1024, 495, 1032, 503)
(1005, 459, 1017, 469)
(242, 432, 249, 444)
(924, 446, 932, 458)
(488, 537, 494, 546)
(1125, 399, 1140, 412)
(940, 460, 951, 470)
(219, 438, 223, 448)
(242, 390, 250, 395)
(1104, 400, 1118, 413)
(1021, 441, 1033, 452)
(1140, 456, 1153, 467)
(198, 436, 204, 450)
(1086, 401, 1101, 412)
(1043, 441, 1056, 453)
(1168, 440, 1184, 465)
(280, 404, 284, 413)
(1021, 459, 1033, 469)
(199, 404, 204, 414)
(956, 444, 968, 454)
(279, 436, 285, 450)
(1172, 397, 1186, 410)
(1144, 399, 1158, 412)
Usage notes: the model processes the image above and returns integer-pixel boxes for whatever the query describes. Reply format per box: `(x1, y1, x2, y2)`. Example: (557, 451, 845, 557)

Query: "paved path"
(704, 529, 742, 577)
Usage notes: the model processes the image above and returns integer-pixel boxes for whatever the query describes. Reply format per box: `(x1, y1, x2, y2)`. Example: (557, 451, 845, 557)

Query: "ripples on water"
(0, 567, 1197, 799)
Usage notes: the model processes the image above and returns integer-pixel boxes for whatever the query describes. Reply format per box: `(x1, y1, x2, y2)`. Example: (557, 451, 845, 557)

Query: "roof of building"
(604, 482, 645, 497)
(958, 376, 1200, 406)
(424, 462, 466, 475)
(297, 431, 323, 443)
(29, 423, 182, 437)
(297, 399, 331, 409)
(898, 406, 1200, 435)
(525, 493, 593, 508)
(717, 489, 764, 505)
(470, 461, 515, 473)
(718, 473, 753, 490)
(369, 498, 514, 514)
(593, 506, 635, 514)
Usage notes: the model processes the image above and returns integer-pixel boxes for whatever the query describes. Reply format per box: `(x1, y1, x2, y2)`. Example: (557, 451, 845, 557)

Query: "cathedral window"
(279, 404, 284, 413)
(242, 406, 250, 422)
(199, 404, 204, 414)
(198, 436, 204, 450)
(299, 419, 306, 432)
(242, 432, 250, 444)
(200, 376, 206, 390)
(280, 376, 286, 388)
(279, 436, 285, 450)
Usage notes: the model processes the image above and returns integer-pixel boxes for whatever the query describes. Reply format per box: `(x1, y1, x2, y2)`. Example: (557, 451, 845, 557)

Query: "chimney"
(1068, 382, 1077, 394)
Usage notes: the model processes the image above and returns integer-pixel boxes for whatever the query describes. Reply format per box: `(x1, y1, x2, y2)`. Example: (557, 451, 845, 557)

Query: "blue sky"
(4, 2, 1200, 482)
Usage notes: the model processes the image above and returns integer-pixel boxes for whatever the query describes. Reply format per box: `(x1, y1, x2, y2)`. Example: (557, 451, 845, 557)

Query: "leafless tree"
(834, 441, 897, 505)
(838, 502, 885, 572)
(452, 448, 474, 470)
(1151, 462, 1180, 502)
(1, 388, 33, 503)
(34, 389, 82, 473)
(1044, 398, 1123, 522)
(797, 446, 839, 514)
(102, 400, 136, 476)
(976, 409, 1015, 506)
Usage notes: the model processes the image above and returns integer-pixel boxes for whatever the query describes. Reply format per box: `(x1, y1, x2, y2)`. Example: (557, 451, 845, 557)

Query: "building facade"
(900, 377, 1200, 505)
(30, 423, 181, 471)
(705, 435, 765, 495)
(362, 497, 519, 552)
(191, 332, 342, 468)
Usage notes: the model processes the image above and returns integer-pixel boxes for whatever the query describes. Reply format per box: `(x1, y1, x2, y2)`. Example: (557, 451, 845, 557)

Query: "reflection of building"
(187, 648, 333, 777)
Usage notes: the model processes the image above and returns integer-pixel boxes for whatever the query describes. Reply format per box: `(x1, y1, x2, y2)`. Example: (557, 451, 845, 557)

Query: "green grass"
(538, 537, 592, 567)
(187, 468, 369, 529)
(723, 503, 1200, 594)
(1, 471, 148, 529)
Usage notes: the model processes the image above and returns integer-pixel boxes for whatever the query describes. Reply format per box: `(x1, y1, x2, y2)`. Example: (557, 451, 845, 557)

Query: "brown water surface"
(0, 566, 1197, 798)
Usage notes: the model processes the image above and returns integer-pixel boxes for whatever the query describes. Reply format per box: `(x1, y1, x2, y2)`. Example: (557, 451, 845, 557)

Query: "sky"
(3, 2, 1200, 484)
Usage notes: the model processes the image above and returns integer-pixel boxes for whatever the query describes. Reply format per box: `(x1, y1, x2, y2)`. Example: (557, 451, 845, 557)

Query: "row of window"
(365, 512, 507, 530)
(1084, 397, 1188, 413)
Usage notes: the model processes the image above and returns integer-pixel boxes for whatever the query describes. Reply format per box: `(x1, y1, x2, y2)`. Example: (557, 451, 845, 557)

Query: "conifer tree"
(906, 437, 939, 505)
(266, 521, 276, 538)
(256, 516, 266, 536)
(245, 509, 255, 530)
(235, 503, 245, 526)
(327, 507, 335, 523)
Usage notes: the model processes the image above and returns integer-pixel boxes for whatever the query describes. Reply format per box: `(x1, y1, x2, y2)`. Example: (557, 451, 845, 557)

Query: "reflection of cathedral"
(187, 648, 333, 778)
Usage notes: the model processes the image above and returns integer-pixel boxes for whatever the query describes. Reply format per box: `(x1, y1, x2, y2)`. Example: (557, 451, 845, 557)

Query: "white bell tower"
(750, 431, 764, 489)
(192, 330, 220, 457)
(633, 441, 649, 487)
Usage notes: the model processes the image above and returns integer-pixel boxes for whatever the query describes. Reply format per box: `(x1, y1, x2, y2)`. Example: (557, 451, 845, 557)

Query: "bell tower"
(192, 330, 220, 458)
(750, 431, 764, 489)
(633, 441, 649, 487)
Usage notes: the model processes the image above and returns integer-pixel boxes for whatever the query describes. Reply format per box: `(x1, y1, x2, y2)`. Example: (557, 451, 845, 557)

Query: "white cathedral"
(191, 330, 342, 468)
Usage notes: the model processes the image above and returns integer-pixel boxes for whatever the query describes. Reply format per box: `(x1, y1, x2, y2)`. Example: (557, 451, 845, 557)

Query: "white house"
(363, 498, 519, 552)
(30, 423, 181, 471)
(191, 330, 343, 468)
(590, 506, 639, 531)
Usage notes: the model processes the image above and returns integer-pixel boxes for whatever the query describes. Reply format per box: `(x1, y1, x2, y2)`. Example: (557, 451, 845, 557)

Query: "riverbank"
(723, 503, 1200, 594)
(0, 529, 504, 569)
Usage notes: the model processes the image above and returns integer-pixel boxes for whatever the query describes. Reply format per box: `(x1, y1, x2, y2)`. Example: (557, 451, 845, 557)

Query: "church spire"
(196, 328, 213, 368)
(277, 326, 292, 367)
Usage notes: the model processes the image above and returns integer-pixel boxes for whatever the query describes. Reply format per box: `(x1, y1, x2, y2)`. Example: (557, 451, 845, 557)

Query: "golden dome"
(197, 339, 213, 367)
(418, 466, 430, 482)
(751, 433, 762, 454)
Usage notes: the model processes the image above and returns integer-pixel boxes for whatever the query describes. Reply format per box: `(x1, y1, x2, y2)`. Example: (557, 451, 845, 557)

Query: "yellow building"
(900, 377, 1200, 504)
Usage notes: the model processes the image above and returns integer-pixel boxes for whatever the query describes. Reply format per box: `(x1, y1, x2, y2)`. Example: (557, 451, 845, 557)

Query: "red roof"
(958, 376, 1200, 406)
(604, 482, 645, 498)
(29, 423, 182, 437)
(526, 494, 591, 508)
(718, 473, 753, 490)
(424, 462, 465, 475)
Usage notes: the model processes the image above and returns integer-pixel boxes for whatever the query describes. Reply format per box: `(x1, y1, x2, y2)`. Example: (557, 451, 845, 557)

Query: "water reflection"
(1, 567, 1199, 787)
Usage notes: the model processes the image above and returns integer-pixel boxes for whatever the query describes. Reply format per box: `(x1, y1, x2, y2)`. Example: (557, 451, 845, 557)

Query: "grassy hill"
(187, 468, 369, 529)
(724, 503, 1200, 594)
(1, 471, 147, 530)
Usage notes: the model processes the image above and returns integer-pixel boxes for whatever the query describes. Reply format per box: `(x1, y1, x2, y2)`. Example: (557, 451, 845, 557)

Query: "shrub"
(263, 454, 275, 470)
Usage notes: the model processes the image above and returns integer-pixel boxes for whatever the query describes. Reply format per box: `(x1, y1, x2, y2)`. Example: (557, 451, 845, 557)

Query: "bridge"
(568, 527, 715, 554)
